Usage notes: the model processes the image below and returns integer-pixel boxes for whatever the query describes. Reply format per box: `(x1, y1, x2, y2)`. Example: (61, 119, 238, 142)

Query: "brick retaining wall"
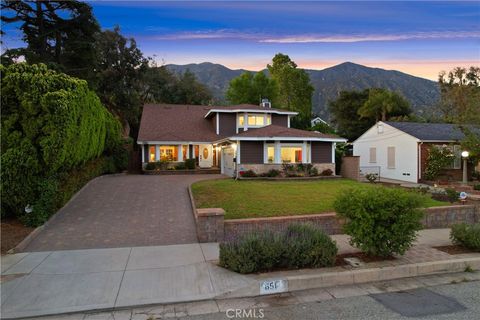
(189, 185, 479, 242)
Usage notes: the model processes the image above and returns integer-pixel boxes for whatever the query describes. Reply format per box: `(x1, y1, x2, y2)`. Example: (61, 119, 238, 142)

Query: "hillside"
(167, 62, 440, 119)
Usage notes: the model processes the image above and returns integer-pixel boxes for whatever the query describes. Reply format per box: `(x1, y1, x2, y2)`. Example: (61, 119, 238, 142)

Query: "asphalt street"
(180, 281, 480, 320)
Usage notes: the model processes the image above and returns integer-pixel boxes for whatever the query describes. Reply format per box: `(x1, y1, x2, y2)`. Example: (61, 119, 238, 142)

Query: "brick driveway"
(22, 174, 225, 252)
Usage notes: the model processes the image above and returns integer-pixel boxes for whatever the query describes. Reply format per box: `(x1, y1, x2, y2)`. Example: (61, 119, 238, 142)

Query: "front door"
(199, 144, 213, 168)
(222, 147, 235, 177)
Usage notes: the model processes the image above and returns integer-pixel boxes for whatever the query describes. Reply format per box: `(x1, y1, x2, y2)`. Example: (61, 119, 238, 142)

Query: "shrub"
(334, 188, 424, 257)
(145, 162, 156, 170)
(450, 223, 480, 251)
(474, 184, 480, 191)
(445, 188, 459, 203)
(219, 224, 337, 274)
(320, 168, 333, 176)
(365, 173, 378, 183)
(219, 232, 283, 274)
(185, 158, 196, 169)
(424, 145, 455, 181)
(266, 169, 281, 177)
(281, 162, 294, 175)
(154, 160, 169, 170)
(310, 167, 319, 176)
(240, 170, 257, 177)
(282, 224, 338, 269)
(175, 162, 186, 170)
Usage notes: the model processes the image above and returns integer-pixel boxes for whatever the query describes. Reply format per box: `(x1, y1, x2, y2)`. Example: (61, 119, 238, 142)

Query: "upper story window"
(238, 113, 271, 128)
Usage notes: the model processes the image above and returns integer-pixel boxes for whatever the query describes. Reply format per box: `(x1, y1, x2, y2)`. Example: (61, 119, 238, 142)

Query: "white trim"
(216, 113, 219, 135)
(205, 109, 297, 118)
(302, 142, 307, 164)
(287, 115, 290, 128)
(244, 112, 248, 131)
(332, 143, 336, 163)
(228, 136, 347, 142)
(263, 141, 268, 164)
(155, 145, 160, 162)
(274, 141, 281, 164)
(178, 144, 184, 162)
(141, 145, 145, 163)
(138, 141, 212, 145)
(237, 141, 241, 164)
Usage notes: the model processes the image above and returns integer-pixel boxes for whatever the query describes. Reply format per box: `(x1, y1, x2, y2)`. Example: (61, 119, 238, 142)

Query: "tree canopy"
(226, 71, 278, 105)
(358, 88, 411, 122)
(267, 53, 314, 128)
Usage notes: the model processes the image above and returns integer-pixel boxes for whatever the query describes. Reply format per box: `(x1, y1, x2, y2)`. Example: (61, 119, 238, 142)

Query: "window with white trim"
(281, 146, 303, 163)
(267, 145, 274, 163)
(237, 113, 271, 128)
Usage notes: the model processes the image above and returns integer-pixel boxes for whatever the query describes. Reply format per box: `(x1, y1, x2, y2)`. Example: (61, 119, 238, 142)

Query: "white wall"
(353, 122, 419, 183)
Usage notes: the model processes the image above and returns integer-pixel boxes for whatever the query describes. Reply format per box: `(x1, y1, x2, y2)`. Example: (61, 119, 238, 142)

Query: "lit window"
(160, 146, 178, 161)
(238, 115, 244, 126)
(267, 116, 271, 125)
(281, 147, 302, 163)
(267, 146, 274, 163)
(248, 115, 265, 126)
(149, 146, 156, 162)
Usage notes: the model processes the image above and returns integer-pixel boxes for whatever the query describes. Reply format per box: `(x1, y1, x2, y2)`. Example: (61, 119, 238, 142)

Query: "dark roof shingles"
(384, 122, 476, 141)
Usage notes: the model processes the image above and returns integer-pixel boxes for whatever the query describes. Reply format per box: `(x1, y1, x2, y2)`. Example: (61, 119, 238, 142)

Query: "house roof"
(138, 104, 220, 142)
(204, 104, 298, 118)
(384, 121, 476, 141)
(227, 125, 346, 142)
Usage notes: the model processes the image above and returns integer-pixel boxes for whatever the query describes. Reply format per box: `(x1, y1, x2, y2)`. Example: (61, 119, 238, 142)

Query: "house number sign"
(260, 279, 288, 295)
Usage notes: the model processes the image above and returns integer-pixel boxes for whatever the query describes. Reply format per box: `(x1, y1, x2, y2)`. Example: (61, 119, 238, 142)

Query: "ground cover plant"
(192, 179, 447, 220)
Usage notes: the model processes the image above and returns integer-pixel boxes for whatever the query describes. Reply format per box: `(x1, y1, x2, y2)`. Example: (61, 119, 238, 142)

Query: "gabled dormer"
(204, 101, 298, 136)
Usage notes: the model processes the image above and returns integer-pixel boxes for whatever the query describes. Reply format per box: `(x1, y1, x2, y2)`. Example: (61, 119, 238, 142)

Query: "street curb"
(216, 256, 480, 299)
(10, 173, 127, 254)
(1, 255, 479, 319)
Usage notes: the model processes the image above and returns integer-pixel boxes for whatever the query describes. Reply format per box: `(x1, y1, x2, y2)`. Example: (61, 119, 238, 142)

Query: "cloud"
(260, 31, 480, 43)
(152, 30, 480, 43)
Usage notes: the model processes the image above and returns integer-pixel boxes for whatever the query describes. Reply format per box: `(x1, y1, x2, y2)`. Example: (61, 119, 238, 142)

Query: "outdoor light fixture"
(462, 150, 469, 184)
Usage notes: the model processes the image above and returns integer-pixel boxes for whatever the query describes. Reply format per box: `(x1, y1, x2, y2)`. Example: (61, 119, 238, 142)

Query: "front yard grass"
(191, 179, 448, 220)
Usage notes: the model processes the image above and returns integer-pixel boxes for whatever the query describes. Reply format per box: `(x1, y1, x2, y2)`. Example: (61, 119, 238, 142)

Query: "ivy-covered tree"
(1, 63, 122, 225)
(424, 145, 455, 181)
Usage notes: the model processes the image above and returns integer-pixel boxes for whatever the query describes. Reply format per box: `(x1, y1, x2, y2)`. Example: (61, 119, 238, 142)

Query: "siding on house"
(218, 113, 237, 136)
(353, 122, 419, 183)
(311, 142, 332, 163)
(271, 114, 289, 127)
(240, 141, 264, 164)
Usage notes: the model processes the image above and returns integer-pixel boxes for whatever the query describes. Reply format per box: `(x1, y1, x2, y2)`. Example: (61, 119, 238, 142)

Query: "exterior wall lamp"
(462, 151, 469, 184)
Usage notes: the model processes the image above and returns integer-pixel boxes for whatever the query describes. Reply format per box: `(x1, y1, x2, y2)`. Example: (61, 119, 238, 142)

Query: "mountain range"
(167, 62, 440, 119)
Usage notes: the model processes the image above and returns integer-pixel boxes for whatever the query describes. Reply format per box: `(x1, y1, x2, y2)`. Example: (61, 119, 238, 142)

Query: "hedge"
(1, 63, 126, 225)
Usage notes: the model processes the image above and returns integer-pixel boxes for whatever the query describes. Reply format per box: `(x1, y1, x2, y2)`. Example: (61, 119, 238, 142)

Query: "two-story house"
(137, 101, 346, 177)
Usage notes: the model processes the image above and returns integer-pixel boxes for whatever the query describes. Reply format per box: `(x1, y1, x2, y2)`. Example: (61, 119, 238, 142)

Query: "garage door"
(222, 147, 235, 177)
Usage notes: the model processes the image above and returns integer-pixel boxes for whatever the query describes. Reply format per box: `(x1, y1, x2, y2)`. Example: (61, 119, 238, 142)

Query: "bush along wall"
(1, 63, 127, 226)
(334, 187, 424, 257)
(219, 223, 337, 274)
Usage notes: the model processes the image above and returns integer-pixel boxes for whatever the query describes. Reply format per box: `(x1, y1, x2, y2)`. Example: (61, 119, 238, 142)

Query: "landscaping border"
(188, 182, 480, 243)
(11, 173, 126, 253)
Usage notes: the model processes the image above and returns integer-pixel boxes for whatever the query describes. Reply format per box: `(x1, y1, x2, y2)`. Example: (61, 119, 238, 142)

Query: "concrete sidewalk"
(0, 229, 475, 319)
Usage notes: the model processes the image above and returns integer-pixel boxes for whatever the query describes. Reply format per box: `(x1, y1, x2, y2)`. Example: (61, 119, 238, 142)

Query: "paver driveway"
(22, 174, 225, 252)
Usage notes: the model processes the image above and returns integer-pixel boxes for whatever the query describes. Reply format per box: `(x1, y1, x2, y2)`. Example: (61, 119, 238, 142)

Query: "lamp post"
(462, 151, 469, 184)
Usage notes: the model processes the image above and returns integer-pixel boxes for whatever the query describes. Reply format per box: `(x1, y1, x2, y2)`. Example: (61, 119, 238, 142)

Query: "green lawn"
(191, 179, 448, 220)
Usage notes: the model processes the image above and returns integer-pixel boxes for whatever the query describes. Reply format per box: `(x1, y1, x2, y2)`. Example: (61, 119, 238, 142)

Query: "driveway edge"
(11, 173, 126, 253)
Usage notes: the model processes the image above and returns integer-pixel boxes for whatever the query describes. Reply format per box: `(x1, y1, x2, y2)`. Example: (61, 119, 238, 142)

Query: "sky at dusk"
(2, 1, 480, 80)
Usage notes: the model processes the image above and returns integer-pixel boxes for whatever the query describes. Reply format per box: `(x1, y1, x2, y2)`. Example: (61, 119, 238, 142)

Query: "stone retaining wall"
(238, 163, 335, 175)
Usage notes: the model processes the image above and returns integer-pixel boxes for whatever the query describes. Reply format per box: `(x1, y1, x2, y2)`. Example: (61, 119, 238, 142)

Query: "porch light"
(25, 204, 33, 214)
(462, 150, 469, 184)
